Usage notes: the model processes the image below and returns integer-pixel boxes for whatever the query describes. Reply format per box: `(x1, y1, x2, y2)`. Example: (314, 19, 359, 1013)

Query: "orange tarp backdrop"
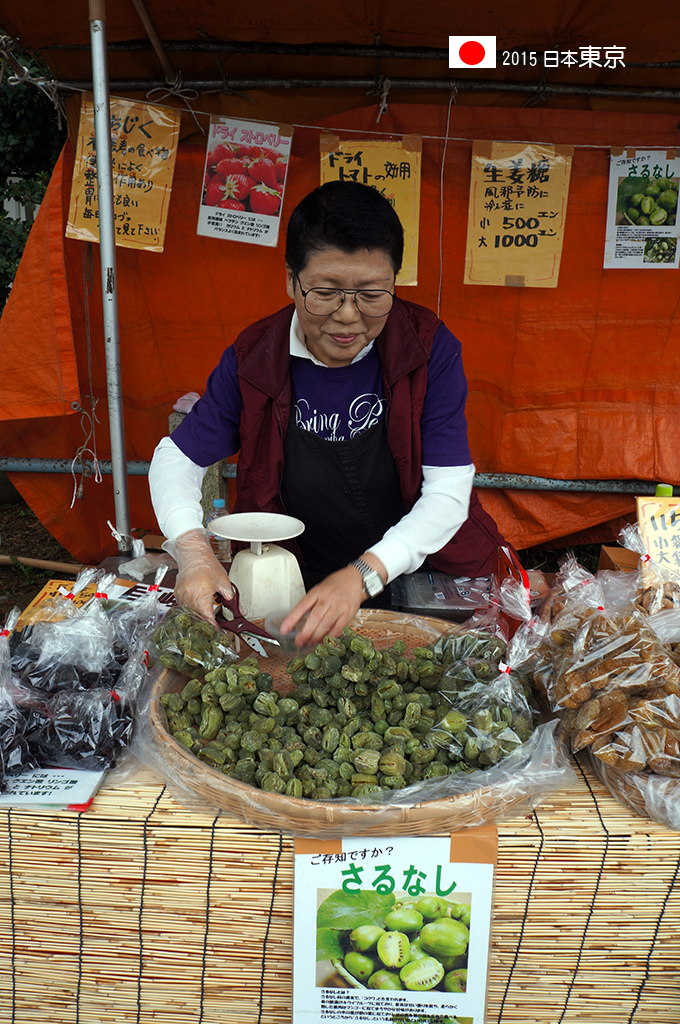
(1, 102, 678, 563)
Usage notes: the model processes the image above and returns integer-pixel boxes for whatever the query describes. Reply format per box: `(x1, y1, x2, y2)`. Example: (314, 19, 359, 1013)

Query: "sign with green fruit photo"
(605, 149, 680, 268)
(293, 830, 495, 1024)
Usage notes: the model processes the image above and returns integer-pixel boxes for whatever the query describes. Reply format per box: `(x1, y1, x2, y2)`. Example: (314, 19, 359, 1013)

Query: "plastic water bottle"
(206, 498, 231, 565)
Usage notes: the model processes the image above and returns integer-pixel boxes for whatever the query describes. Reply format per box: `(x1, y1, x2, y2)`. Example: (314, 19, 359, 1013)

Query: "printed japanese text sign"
(636, 496, 680, 578)
(293, 827, 496, 1024)
(604, 149, 680, 269)
(464, 140, 573, 288)
(0, 769, 106, 810)
(197, 116, 293, 247)
(66, 94, 180, 252)
(320, 136, 422, 286)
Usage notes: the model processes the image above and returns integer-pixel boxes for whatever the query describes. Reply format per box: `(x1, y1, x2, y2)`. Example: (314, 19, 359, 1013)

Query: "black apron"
(280, 419, 405, 606)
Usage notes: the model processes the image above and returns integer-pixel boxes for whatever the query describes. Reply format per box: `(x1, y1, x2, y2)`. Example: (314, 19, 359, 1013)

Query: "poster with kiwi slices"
(604, 148, 680, 268)
(292, 831, 495, 1024)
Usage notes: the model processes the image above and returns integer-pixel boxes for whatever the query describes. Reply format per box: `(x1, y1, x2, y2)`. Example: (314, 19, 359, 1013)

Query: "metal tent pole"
(88, 0, 132, 553)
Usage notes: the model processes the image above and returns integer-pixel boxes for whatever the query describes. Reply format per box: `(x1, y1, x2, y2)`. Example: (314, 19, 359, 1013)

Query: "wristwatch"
(350, 558, 385, 598)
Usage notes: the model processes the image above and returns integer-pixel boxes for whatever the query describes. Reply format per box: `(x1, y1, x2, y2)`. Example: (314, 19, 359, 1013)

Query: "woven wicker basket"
(583, 748, 680, 830)
(149, 609, 553, 837)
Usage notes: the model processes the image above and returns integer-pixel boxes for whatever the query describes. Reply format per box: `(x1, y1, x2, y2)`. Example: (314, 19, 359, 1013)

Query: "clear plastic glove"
(163, 528, 233, 625)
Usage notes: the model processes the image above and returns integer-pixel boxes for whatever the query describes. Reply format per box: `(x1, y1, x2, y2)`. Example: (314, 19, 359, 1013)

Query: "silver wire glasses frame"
(294, 275, 395, 317)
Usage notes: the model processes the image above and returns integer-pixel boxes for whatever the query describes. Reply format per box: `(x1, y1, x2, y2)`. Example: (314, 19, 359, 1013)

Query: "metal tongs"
(213, 584, 281, 658)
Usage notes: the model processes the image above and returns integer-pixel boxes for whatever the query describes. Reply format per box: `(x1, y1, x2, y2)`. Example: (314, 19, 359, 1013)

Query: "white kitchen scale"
(209, 512, 306, 619)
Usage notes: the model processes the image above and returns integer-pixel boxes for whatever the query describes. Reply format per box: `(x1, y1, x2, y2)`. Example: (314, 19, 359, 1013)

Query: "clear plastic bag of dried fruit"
(10, 572, 122, 695)
(646, 606, 680, 664)
(548, 597, 680, 760)
(17, 566, 106, 626)
(149, 604, 239, 677)
(539, 552, 598, 625)
(0, 608, 39, 789)
(23, 683, 135, 772)
(430, 616, 547, 772)
(618, 522, 680, 615)
(586, 722, 680, 777)
(109, 564, 171, 662)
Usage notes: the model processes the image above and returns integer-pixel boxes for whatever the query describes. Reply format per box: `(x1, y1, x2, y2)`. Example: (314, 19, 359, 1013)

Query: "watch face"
(365, 570, 384, 597)
(352, 559, 384, 597)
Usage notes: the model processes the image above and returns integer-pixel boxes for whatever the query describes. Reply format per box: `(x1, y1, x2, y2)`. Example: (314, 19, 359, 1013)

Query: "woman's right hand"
(164, 528, 234, 624)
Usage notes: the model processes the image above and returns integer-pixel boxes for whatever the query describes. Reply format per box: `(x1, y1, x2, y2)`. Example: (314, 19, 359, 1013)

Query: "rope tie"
(375, 76, 392, 123)
(146, 75, 205, 135)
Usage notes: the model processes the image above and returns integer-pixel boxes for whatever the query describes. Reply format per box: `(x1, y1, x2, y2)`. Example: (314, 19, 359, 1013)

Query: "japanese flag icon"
(449, 36, 497, 69)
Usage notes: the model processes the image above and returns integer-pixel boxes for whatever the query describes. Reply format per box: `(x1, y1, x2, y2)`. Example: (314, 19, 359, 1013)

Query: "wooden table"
(0, 759, 678, 1024)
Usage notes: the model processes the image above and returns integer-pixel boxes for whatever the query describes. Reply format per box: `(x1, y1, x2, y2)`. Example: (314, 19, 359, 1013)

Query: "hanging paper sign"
(636, 496, 680, 577)
(464, 140, 573, 288)
(320, 136, 422, 286)
(66, 94, 180, 252)
(293, 827, 496, 1024)
(604, 149, 680, 269)
(197, 116, 293, 247)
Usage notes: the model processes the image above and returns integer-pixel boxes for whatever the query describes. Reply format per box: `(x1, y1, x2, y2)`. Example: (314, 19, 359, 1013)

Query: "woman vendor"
(149, 180, 508, 647)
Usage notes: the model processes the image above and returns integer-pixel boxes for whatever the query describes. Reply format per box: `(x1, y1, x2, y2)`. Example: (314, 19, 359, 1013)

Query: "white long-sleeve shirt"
(149, 436, 474, 585)
(149, 309, 475, 583)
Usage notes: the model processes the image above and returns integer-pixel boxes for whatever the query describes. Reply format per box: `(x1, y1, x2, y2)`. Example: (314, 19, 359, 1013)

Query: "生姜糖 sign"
(464, 140, 573, 288)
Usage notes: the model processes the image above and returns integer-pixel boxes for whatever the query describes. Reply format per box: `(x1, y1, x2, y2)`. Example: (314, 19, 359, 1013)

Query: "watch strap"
(350, 557, 385, 598)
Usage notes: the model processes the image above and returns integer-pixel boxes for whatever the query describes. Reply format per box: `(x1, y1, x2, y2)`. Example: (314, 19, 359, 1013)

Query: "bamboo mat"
(0, 758, 678, 1024)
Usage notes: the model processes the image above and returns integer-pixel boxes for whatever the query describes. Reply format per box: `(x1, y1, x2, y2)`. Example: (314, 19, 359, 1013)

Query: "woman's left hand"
(280, 566, 367, 647)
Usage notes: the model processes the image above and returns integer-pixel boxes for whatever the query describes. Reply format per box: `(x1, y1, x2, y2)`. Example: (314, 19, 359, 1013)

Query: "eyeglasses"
(294, 275, 394, 318)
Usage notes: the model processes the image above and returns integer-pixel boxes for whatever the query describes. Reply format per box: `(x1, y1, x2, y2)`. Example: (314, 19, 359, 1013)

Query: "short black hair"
(285, 180, 404, 275)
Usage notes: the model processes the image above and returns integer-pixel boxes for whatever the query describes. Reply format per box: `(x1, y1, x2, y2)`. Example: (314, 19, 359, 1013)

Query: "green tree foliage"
(0, 46, 66, 308)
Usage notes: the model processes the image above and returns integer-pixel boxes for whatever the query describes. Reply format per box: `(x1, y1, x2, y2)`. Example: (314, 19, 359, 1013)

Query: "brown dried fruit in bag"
(640, 727, 680, 777)
(628, 690, 680, 730)
(634, 579, 680, 617)
(591, 729, 646, 772)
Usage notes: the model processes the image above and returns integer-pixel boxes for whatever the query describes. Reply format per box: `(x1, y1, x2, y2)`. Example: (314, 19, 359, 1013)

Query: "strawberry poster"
(197, 115, 293, 246)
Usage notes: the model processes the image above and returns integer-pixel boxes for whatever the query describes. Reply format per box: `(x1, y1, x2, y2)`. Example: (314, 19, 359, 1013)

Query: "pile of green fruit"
(643, 237, 677, 264)
(158, 625, 537, 800)
(617, 176, 678, 227)
(325, 893, 471, 992)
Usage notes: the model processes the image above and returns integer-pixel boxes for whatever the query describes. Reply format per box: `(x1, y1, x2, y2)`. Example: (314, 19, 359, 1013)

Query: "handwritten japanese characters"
(66, 95, 180, 252)
(636, 497, 680, 577)
(320, 136, 422, 285)
(464, 140, 573, 288)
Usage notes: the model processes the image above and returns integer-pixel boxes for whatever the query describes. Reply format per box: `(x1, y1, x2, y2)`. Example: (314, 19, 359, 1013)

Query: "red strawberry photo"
(207, 142, 237, 168)
(248, 183, 282, 216)
(202, 173, 253, 206)
(275, 158, 287, 182)
(203, 175, 226, 207)
(248, 157, 278, 189)
(216, 157, 246, 178)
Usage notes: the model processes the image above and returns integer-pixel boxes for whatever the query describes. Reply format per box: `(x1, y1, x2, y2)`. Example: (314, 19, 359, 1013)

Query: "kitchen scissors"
(214, 584, 281, 658)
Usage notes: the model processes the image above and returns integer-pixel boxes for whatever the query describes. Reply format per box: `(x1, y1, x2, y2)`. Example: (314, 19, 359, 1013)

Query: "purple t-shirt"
(171, 323, 472, 467)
